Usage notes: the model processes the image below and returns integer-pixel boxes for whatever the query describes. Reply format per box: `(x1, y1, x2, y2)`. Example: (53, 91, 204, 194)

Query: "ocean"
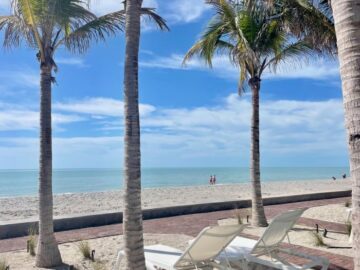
(0, 167, 349, 197)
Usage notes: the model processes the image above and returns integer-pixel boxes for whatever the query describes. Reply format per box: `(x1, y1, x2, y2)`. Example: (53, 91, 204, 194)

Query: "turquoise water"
(0, 167, 349, 197)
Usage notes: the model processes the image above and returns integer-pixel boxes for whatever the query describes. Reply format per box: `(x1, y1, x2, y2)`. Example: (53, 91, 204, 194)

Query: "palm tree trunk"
(35, 64, 62, 268)
(332, 1, 360, 268)
(122, 0, 146, 269)
(249, 77, 268, 227)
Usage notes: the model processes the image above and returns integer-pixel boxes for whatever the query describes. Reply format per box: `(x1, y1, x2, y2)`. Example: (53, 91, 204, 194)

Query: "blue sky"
(0, 0, 348, 169)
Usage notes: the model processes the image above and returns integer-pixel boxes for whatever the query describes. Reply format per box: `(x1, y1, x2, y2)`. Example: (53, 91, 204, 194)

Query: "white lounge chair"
(113, 224, 245, 270)
(221, 208, 329, 270)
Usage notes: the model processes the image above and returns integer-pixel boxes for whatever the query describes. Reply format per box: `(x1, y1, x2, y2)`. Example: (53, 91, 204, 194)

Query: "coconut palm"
(245, 0, 336, 54)
(330, 1, 360, 268)
(184, 0, 324, 227)
(0, 1, 125, 266)
(122, 0, 168, 269)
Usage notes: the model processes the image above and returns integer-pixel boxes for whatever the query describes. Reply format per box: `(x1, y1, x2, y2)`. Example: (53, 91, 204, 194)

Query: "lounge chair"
(220, 208, 329, 270)
(113, 224, 245, 270)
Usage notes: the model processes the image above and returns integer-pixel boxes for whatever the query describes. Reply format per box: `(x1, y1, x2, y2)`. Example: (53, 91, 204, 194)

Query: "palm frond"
(140, 7, 169, 31)
(12, 0, 44, 59)
(183, 15, 233, 67)
(59, 10, 125, 53)
(266, 40, 314, 72)
(0, 15, 36, 48)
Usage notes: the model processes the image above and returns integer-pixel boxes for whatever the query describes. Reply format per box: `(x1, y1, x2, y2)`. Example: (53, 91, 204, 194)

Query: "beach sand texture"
(0, 179, 351, 221)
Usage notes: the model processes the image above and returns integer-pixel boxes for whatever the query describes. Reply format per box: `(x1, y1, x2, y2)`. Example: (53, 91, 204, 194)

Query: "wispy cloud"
(0, 94, 347, 168)
(54, 97, 156, 117)
(90, 0, 208, 27)
(56, 57, 88, 68)
(0, 103, 85, 131)
(140, 53, 340, 81)
(0, 68, 39, 88)
(162, 0, 210, 24)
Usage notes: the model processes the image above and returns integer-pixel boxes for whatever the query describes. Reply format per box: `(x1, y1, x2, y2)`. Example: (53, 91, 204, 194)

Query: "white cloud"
(54, 97, 156, 117)
(0, 94, 348, 168)
(56, 57, 88, 68)
(141, 53, 340, 81)
(90, 0, 157, 15)
(0, 68, 39, 88)
(0, 103, 85, 131)
(162, 0, 210, 24)
(90, 0, 207, 27)
(89, 0, 122, 15)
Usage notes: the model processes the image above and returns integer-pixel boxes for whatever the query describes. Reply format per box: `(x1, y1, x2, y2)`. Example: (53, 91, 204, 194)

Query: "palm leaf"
(140, 7, 169, 31)
(12, 0, 44, 60)
(0, 15, 36, 48)
(58, 10, 125, 53)
(266, 40, 314, 72)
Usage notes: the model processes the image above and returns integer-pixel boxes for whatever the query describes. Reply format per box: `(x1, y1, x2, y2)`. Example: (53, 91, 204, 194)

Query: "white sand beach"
(0, 179, 351, 221)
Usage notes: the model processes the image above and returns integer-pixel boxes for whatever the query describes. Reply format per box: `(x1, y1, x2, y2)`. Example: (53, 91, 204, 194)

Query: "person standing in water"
(213, 175, 217, 185)
(209, 175, 213, 185)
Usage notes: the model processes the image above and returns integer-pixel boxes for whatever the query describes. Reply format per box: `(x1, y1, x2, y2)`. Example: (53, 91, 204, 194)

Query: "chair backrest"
(252, 208, 307, 255)
(174, 224, 244, 268)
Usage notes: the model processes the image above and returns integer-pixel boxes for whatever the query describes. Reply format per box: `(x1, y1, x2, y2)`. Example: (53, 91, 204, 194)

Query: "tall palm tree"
(0, 0, 126, 267)
(331, 0, 360, 268)
(122, 0, 168, 269)
(184, 0, 326, 227)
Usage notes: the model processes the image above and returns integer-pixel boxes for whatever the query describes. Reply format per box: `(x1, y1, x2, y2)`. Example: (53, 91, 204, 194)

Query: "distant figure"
(342, 174, 347, 179)
(213, 175, 217, 185)
(332, 176, 336, 181)
(209, 175, 213, 185)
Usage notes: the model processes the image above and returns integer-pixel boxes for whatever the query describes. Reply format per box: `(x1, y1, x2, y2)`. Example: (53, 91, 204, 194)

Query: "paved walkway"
(0, 196, 354, 269)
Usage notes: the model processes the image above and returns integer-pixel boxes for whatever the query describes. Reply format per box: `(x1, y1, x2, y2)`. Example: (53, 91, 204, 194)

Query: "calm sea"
(0, 167, 350, 197)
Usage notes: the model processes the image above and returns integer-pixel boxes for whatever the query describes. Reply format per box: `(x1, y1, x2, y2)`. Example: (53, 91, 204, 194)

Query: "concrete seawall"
(0, 190, 351, 239)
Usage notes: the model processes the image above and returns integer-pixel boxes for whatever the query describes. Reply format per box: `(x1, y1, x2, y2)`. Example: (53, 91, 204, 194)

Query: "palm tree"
(0, 0, 125, 267)
(331, 1, 360, 268)
(122, 0, 168, 269)
(184, 0, 325, 227)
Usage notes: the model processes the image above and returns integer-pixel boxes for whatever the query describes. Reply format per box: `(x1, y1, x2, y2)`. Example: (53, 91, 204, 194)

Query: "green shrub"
(78, 241, 92, 260)
(311, 232, 326, 247)
(27, 226, 37, 256)
(234, 209, 243, 224)
(0, 258, 8, 270)
(345, 221, 352, 237)
(344, 201, 351, 208)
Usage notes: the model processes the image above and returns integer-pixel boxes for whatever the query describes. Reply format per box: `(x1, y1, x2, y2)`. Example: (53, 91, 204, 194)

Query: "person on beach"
(342, 173, 347, 179)
(332, 176, 336, 181)
(213, 175, 217, 185)
(209, 175, 213, 185)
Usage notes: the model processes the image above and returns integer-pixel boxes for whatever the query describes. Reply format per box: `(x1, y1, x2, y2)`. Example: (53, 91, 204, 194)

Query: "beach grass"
(27, 226, 37, 256)
(0, 258, 7, 270)
(345, 221, 352, 236)
(311, 231, 326, 247)
(78, 241, 92, 260)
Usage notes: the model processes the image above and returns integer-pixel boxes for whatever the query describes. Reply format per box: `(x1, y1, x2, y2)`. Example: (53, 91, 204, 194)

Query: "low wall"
(0, 190, 351, 239)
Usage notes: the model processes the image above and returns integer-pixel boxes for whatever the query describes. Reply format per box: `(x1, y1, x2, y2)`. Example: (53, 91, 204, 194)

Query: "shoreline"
(0, 179, 351, 222)
(0, 177, 349, 199)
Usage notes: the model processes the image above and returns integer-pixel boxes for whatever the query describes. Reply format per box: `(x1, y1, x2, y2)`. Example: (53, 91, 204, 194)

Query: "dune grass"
(27, 226, 37, 256)
(78, 241, 92, 260)
(0, 258, 8, 270)
(311, 231, 326, 247)
(345, 221, 352, 237)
